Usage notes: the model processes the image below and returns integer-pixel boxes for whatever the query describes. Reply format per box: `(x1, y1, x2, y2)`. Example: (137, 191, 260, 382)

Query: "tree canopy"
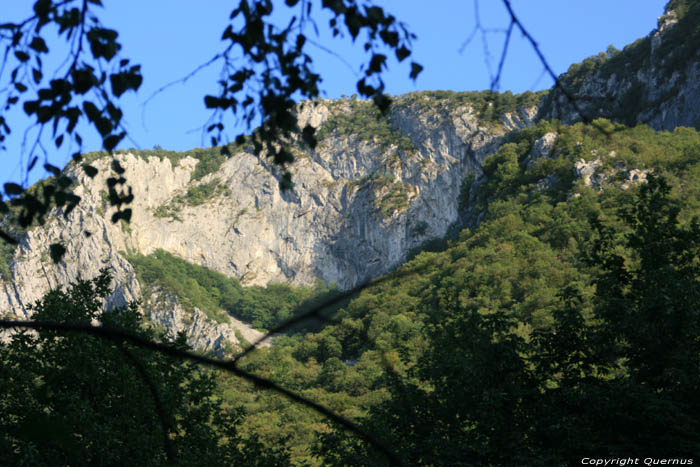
(0, 270, 291, 466)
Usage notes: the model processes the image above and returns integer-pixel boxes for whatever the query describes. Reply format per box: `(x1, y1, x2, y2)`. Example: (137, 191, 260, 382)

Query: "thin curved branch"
(306, 37, 359, 78)
(458, 0, 481, 54)
(233, 264, 427, 363)
(140, 50, 229, 132)
(491, 18, 514, 91)
(500, 0, 593, 124)
(65, 0, 88, 77)
(0, 319, 406, 467)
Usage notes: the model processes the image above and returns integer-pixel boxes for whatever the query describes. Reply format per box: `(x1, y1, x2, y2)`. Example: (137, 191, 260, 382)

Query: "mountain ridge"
(1, 1, 698, 355)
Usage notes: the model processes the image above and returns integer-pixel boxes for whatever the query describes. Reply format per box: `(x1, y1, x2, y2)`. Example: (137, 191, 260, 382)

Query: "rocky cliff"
(0, 91, 539, 353)
(541, 0, 700, 131)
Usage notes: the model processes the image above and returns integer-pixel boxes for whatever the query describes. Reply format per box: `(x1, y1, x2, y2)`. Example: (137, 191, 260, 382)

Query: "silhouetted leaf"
(56, 176, 72, 189)
(0, 229, 16, 244)
(32, 68, 42, 84)
(110, 66, 142, 97)
(29, 36, 48, 53)
(4, 183, 24, 196)
(44, 163, 61, 176)
(302, 124, 317, 149)
(27, 155, 38, 172)
(83, 101, 100, 122)
(204, 95, 220, 108)
(395, 45, 410, 62)
(111, 159, 125, 174)
(72, 68, 95, 94)
(380, 30, 399, 47)
(409, 61, 423, 80)
(49, 243, 66, 263)
(14, 50, 29, 62)
(111, 208, 131, 223)
(87, 27, 120, 60)
(373, 93, 392, 115)
(368, 54, 387, 73)
(82, 165, 98, 178)
(104, 132, 126, 152)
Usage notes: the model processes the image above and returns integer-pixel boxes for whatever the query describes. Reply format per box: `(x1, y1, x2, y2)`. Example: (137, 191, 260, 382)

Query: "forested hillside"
(212, 120, 700, 464)
(2, 0, 700, 465)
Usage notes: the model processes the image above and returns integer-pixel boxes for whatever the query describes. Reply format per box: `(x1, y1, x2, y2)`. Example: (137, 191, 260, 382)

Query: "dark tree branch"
(500, 0, 593, 124)
(491, 18, 514, 91)
(233, 264, 426, 363)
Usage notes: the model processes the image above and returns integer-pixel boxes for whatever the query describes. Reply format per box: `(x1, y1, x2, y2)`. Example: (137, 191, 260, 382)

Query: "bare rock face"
(0, 93, 534, 351)
(574, 158, 605, 189)
(142, 289, 266, 356)
(526, 132, 558, 169)
(573, 154, 651, 191)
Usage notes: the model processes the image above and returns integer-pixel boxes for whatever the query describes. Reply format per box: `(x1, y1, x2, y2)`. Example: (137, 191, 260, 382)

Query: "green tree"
(320, 176, 700, 465)
(0, 270, 289, 466)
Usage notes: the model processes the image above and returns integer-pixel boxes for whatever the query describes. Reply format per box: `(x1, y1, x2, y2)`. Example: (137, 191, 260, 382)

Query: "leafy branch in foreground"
(204, 0, 422, 189)
(0, 0, 423, 261)
(0, 0, 141, 256)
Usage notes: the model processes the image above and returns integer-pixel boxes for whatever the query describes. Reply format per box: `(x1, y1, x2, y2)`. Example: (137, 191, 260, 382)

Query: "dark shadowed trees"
(0, 270, 290, 466)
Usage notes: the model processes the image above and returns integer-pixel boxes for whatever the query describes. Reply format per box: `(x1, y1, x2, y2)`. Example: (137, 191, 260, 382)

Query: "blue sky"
(2, 1, 667, 188)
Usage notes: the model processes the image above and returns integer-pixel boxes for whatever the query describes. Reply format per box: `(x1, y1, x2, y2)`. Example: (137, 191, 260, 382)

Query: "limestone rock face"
(142, 289, 266, 356)
(574, 158, 605, 189)
(0, 95, 532, 350)
(526, 132, 558, 169)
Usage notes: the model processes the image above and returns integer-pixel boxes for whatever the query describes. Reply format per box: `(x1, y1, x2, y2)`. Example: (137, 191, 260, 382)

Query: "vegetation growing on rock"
(0, 271, 290, 466)
(207, 119, 700, 463)
(317, 98, 416, 154)
(153, 179, 233, 221)
(82, 140, 251, 181)
(128, 249, 336, 330)
(399, 89, 546, 123)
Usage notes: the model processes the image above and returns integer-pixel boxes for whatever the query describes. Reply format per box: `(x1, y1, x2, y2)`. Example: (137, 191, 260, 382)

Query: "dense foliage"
(5, 1, 700, 465)
(128, 249, 336, 330)
(319, 176, 700, 465)
(317, 98, 416, 154)
(0, 271, 289, 466)
(399, 89, 546, 123)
